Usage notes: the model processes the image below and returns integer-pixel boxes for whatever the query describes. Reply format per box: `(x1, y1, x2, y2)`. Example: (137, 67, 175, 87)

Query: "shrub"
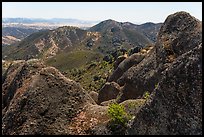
(107, 103, 132, 134)
(143, 91, 150, 100)
(108, 103, 129, 127)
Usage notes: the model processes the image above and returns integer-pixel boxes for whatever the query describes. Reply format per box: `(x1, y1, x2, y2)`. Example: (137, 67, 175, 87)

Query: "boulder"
(113, 54, 128, 70)
(117, 47, 158, 102)
(108, 52, 146, 82)
(2, 59, 95, 135)
(156, 11, 202, 67)
(89, 91, 99, 104)
(98, 82, 121, 104)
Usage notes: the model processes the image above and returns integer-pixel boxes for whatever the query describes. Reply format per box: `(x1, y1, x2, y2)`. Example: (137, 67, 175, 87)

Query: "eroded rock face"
(115, 11, 202, 103)
(2, 60, 95, 135)
(99, 12, 202, 135)
(127, 44, 202, 135)
(108, 52, 145, 82)
(116, 47, 158, 103)
(2, 59, 45, 112)
(98, 82, 121, 104)
(156, 11, 202, 69)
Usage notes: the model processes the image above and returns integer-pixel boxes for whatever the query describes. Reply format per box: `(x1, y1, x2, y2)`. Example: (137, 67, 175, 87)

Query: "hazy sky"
(2, 2, 202, 24)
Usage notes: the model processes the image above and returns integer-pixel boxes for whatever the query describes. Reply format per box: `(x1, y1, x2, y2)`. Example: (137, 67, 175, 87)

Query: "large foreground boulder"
(2, 59, 95, 135)
(127, 43, 202, 135)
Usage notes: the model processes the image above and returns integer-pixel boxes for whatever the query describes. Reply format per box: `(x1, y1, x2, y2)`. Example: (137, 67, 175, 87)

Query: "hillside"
(89, 19, 161, 53)
(2, 36, 21, 46)
(136, 22, 162, 42)
(2, 20, 161, 61)
(45, 50, 114, 92)
(2, 27, 40, 40)
(2, 27, 40, 46)
(2, 26, 88, 60)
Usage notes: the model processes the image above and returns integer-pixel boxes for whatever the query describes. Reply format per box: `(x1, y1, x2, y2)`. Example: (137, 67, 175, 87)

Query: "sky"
(2, 2, 202, 24)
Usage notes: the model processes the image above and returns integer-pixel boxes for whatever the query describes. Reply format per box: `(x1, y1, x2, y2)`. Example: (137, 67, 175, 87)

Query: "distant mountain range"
(2, 19, 162, 60)
(2, 18, 101, 29)
(2, 18, 100, 46)
(2, 18, 99, 24)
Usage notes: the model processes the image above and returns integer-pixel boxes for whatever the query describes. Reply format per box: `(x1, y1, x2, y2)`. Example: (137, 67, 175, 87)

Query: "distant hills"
(2, 18, 99, 46)
(2, 27, 40, 46)
(90, 19, 161, 53)
(2, 18, 99, 24)
(2, 18, 100, 29)
(2, 19, 162, 60)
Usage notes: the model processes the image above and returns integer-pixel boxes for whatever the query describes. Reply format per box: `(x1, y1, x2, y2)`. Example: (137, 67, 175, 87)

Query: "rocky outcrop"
(94, 11, 202, 135)
(2, 59, 42, 112)
(114, 11, 202, 103)
(156, 11, 202, 69)
(110, 11, 202, 135)
(127, 43, 202, 135)
(108, 52, 146, 82)
(2, 59, 95, 135)
(116, 47, 158, 102)
(98, 82, 121, 104)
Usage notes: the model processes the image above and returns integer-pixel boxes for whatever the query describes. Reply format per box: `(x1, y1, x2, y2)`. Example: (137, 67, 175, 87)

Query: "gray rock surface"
(98, 82, 121, 104)
(2, 60, 95, 135)
(127, 43, 202, 135)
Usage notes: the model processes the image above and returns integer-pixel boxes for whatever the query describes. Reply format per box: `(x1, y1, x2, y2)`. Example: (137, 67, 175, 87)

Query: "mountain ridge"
(2, 19, 162, 60)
